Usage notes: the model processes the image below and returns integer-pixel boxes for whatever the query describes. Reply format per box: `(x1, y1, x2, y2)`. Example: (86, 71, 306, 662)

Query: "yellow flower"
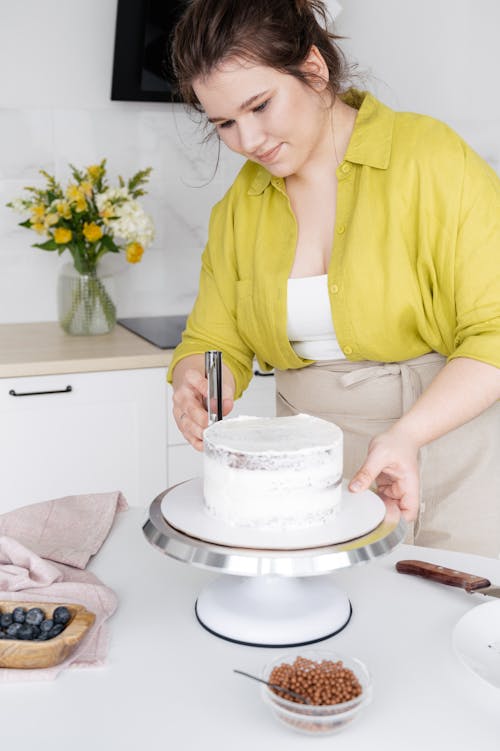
(54, 227, 72, 244)
(79, 181, 93, 198)
(31, 204, 46, 219)
(74, 196, 87, 213)
(44, 213, 59, 227)
(83, 222, 103, 243)
(66, 185, 87, 212)
(87, 164, 103, 181)
(99, 206, 114, 224)
(126, 242, 144, 264)
(56, 201, 71, 219)
(31, 221, 46, 235)
(66, 184, 81, 202)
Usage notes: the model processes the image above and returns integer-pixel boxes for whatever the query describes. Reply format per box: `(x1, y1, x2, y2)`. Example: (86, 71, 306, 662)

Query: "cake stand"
(143, 478, 406, 648)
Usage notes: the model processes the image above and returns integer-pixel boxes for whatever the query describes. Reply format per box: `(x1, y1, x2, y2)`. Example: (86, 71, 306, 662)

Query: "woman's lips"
(255, 143, 282, 163)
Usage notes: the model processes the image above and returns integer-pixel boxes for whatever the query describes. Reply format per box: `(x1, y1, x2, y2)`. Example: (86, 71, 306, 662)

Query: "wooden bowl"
(0, 601, 96, 669)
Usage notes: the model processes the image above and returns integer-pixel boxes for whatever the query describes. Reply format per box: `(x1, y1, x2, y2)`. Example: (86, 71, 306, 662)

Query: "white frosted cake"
(203, 414, 343, 529)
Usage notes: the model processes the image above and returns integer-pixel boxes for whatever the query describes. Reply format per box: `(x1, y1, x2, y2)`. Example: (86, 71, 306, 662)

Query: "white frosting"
(203, 414, 343, 529)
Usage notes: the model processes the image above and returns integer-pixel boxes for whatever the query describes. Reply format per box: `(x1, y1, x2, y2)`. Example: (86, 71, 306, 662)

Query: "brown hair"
(172, 0, 350, 111)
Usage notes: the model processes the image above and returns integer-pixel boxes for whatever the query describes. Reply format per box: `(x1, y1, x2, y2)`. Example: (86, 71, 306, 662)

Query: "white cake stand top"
(143, 478, 407, 577)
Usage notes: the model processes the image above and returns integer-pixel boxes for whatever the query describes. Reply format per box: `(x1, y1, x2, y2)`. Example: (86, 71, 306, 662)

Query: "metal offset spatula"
(205, 350, 223, 425)
(396, 560, 500, 598)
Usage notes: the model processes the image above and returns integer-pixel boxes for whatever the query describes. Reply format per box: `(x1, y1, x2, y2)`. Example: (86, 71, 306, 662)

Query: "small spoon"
(233, 669, 312, 704)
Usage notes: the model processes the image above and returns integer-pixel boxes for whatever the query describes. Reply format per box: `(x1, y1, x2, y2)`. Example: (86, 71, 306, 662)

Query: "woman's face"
(193, 55, 331, 178)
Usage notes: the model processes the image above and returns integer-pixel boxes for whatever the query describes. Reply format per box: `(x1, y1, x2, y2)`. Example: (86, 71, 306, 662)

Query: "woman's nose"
(237, 119, 265, 155)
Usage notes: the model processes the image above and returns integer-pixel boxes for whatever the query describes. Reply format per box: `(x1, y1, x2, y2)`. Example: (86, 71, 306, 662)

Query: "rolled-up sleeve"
(450, 146, 500, 369)
(167, 197, 255, 398)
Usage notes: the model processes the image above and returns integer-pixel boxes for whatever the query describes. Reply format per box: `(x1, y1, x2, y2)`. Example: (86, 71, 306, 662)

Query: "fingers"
(348, 455, 386, 493)
(377, 484, 418, 521)
(172, 368, 234, 451)
(173, 368, 207, 450)
(349, 436, 420, 521)
(175, 407, 205, 451)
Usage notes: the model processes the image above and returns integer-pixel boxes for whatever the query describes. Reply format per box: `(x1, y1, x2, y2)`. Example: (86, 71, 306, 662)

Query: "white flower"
(107, 199, 155, 248)
(9, 198, 29, 213)
(95, 187, 130, 211)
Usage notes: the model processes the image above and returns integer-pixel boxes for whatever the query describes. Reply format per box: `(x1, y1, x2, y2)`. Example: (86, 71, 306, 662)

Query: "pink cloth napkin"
(0, 491, 128, 682)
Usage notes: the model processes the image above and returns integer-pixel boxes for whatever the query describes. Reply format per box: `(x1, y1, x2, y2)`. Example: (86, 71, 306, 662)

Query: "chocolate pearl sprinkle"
(269, 656, 362, 706)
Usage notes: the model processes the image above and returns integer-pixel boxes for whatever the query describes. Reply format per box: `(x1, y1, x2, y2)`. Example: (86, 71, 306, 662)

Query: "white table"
(1, 508, 499, 749)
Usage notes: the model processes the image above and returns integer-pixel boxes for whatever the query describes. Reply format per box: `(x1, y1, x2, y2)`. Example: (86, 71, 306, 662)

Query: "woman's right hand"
(172, 357, 235, 451)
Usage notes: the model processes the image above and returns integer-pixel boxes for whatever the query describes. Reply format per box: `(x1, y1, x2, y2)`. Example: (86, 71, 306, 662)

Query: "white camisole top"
(287, 274, 346, 361)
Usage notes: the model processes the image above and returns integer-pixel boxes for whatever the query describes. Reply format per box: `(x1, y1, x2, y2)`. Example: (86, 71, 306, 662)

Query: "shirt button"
(341, 162, 350, 174)
(337, 224, 346, 234)
(343, 345, 353, 355)
(330, 284, 339, 294)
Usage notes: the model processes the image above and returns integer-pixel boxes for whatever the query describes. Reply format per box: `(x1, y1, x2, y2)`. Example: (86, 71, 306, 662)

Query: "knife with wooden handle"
(395, 560, 500, 598)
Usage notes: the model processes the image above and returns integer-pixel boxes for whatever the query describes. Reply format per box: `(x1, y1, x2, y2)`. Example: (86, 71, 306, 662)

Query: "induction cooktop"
(118, 315, 188, 349)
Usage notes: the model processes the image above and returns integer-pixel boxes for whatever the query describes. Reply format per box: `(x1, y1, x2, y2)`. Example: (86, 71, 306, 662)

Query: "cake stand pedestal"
(143, 479, 406, 648)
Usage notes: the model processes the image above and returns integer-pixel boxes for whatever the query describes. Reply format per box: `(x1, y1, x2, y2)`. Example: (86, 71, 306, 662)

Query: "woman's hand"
(172, 356, 235, 451)
(349, 358, 500, 520)
(348, 428, 420, 521)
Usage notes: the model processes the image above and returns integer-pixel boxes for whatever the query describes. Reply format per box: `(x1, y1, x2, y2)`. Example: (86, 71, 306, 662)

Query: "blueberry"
(17, 624, 35, 640)
(30, 625, 41, 639)
(0, 613, 13, 628)
(0, 631, 6, 639)
(52, 606, 71, 625)
(39, 619, 54, 633)
(12, 607, 26, 624)
(36, 633, 49, 641)
(25, 607, 45, 626)
(47, 623, 65, 639)
(6, 622, 22, 638)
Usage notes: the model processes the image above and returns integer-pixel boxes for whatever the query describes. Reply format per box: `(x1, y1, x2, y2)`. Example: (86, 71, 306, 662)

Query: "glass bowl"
(261, 649, 372, 736)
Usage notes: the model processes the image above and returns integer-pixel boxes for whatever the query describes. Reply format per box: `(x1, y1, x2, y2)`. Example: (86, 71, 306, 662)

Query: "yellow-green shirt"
(168, 90, 500, 399)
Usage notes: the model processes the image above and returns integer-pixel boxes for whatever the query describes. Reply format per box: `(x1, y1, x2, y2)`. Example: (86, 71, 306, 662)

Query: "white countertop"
(1, 508, 499, 749)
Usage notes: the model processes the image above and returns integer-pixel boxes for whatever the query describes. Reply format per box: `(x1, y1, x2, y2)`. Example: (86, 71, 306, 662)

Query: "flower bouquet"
(7, 159, 154, 335)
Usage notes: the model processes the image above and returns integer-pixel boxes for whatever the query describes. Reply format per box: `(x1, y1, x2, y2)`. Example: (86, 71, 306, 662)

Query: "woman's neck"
(287, 97, 358, 187)
(333, 97, 358, 163)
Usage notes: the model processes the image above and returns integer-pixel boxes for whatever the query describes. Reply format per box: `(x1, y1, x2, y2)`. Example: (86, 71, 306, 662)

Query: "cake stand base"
(195, 574, 352, 647)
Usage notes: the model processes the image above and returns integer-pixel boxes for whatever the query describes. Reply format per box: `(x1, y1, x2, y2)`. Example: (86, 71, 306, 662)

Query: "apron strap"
(339, 362, 422, 412)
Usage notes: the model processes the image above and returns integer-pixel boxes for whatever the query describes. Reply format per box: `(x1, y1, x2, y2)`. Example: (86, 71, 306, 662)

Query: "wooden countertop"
(0, 322, 172, 378)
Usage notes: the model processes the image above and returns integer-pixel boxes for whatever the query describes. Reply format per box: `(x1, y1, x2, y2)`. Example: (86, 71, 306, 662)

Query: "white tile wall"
(0, 0, 499, 324)
(0, 103, 243, 322)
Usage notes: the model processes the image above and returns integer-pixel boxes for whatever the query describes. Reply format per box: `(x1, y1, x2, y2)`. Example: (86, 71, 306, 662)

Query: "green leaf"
(128, 167, 152, 197)
(68, 163, 85, 183)
(32, 240, 59, 251)
(100, 234, 119, 253)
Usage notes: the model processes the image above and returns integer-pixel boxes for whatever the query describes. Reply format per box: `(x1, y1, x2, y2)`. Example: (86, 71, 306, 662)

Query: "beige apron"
(275, 353, 500, 557)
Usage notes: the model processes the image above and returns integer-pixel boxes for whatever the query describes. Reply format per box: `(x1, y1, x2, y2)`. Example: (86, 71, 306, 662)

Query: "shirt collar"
(341, 89, 394, 169)
(248, 89, 395, 195)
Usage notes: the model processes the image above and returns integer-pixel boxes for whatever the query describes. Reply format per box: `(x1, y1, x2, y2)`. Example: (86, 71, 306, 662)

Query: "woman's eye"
(218, 119, 234, 130)
(253, 99, 269, 113)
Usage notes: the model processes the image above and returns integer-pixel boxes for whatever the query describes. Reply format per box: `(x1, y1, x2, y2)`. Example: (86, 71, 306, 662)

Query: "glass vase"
(57, 262, 117, 336)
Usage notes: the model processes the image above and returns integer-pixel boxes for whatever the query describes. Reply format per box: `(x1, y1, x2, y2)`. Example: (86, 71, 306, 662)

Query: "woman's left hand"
(348, 428, 420, 520)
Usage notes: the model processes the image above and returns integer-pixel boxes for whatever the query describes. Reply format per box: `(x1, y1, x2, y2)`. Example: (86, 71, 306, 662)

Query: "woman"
(168, 0, 500, 555)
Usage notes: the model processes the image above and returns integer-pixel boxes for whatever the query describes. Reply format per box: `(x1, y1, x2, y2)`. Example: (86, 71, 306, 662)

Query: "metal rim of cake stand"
(143, 480, 407, 577)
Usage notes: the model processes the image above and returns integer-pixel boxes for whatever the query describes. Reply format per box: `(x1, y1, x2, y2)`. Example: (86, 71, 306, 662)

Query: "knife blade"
(395, 559, 500, 598)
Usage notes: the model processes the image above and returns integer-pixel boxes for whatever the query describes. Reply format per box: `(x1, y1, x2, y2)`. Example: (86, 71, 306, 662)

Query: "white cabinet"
(166, 372, 276, 487)
(0, 368, 167, 512)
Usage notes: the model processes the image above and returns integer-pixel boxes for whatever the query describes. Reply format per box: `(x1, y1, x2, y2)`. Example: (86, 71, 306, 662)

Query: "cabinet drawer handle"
(253, 370, 275, 377)
(9, 385, 73, 397)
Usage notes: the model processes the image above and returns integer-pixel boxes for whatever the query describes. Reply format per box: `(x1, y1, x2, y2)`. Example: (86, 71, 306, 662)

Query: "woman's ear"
(300, 44, 330, 91)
